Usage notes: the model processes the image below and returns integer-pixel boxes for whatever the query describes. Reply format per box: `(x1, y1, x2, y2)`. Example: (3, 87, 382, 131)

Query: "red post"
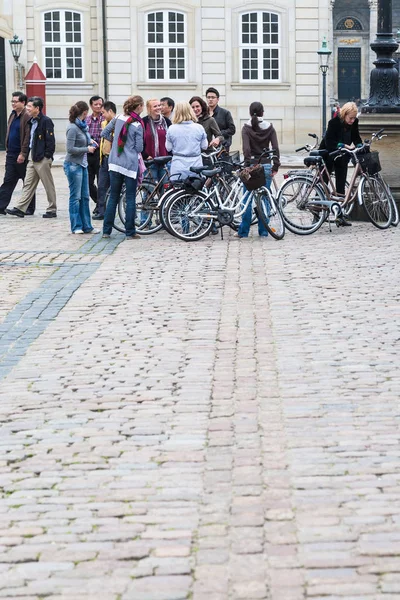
(25, 58, 47, 114)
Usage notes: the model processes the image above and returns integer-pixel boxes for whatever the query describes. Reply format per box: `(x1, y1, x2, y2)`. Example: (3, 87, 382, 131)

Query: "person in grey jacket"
(64, 101, 99, 234)
(101, 95, 144, 240)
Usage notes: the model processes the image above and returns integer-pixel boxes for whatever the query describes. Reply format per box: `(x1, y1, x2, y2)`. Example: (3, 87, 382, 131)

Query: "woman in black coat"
(321, 101, 362, 194)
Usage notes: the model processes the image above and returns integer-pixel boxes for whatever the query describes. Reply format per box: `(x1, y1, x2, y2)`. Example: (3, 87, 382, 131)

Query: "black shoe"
(43, 212, 57, 218)
(0, 209, 7, 215)
(336, 216, 352, 227)
(6, 207, 25, 218)
(26, 210, 35, 216)
(92, 214, 104, 220)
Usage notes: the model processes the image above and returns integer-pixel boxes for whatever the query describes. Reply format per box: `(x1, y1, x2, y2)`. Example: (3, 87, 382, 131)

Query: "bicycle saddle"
(151, 156, 172, 166)
(202, 168, 222, 177)
(303, 156, 324, 167)
(190, 166, 209, 174)
(309, 150, 329, 158)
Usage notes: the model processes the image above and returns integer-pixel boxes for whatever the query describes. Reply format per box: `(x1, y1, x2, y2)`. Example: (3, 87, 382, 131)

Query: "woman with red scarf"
(101, 95, 144, 240)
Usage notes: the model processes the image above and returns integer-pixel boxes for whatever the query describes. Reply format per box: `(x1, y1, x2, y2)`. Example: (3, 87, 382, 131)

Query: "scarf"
(75, 118, 91, 144)
(149, 114, 168, 157)
(117, 112, 144, 155)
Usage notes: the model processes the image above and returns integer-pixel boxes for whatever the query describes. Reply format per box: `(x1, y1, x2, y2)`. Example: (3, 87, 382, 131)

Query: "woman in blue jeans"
(102, 95, 144, 240)
(236, 102, 280, 238)
(64, 101, 99, 234)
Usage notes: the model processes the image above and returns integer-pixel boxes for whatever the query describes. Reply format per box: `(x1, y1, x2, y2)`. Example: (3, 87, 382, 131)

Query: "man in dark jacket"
(205, 87, 236, 150)
(0, 92, 35, 215)
(7, 96, 57, 218)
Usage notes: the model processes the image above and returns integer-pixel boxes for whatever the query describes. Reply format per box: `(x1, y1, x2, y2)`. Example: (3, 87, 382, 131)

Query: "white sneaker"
(73, 229, 84, 234)
(85, 228, 100, 234)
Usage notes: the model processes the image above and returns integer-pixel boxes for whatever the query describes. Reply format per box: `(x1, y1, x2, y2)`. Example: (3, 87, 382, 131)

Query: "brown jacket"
(242, 119, 280, 172)
(6, 107, 31, 159)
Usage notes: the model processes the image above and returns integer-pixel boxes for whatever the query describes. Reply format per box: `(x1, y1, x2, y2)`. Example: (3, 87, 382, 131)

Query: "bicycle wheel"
(277, 177, 326, 235)
(254, 187, 285, 240)
(359, 175, 393, 229)
(136, 182, 164, 235)
(118, 182, 162, 235)
(165, 191, 214, 242)
(159, 187, 187, 235)
(375, 174, 399, 227)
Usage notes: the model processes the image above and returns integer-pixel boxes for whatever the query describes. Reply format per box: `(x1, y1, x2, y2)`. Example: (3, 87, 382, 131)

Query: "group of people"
(0, 89, 361, 239)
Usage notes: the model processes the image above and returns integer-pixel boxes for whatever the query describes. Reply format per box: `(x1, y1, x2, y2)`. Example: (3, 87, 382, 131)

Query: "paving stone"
(0, 162, 400, 598)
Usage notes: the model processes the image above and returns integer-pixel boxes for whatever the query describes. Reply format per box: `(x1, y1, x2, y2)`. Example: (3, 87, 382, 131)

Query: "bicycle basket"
(239, 164, 266, 191)
(358, 151, 381, 175)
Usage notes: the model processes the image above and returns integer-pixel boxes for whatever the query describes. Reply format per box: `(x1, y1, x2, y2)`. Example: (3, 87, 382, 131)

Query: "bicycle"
(278, 129, 393, 234)
(164, 149, 285, 242)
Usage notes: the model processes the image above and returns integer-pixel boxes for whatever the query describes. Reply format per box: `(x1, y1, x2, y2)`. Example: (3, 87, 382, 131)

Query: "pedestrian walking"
(166, 102, 208, 182)
(6, 96, 57, 219)
(94, 100, 117, 220)
(0, 92, 36, 216)
(189, 96, 222, 148)
(205, 87, 236, 151)
(235, 101, 280, 239)
(102, 95, 144, 240)
(86, 95, 104, 216)
(63, 101, 99, 234)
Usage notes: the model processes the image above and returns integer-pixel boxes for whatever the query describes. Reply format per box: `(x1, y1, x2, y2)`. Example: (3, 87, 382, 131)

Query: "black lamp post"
(317, 37, 332, 136)
(362, 0, 400, 111)
(9, 34, 24, 89)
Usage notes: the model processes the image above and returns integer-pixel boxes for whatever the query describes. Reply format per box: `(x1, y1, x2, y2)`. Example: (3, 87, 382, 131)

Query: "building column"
(369, 0, 378, 70)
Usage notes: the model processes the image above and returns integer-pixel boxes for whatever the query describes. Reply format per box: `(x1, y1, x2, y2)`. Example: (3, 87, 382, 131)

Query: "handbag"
(138, 153, 146, 184)
(239, 164, 266, 191)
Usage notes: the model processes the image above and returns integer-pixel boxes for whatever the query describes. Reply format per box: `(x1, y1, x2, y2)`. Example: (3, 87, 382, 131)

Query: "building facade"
(0, 0, 399, 151)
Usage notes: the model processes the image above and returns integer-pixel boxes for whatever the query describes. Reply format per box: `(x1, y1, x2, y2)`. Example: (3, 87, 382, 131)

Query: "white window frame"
(240, 11, 280, 83)
(145, 10, 187, 82)
(42, 10, 84, 81)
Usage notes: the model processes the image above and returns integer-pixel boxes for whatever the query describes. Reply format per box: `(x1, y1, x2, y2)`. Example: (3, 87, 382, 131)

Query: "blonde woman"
(165, 102, 208, 182)
(322, 101, 361, 195)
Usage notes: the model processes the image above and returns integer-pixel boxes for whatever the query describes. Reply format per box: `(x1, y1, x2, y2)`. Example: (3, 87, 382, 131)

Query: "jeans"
(97, 156, 110, 217)
(87, 147, 100, 204)
(238, 164, 272, 237)
(140, 163, 168, 225)
(64, 162, 93, 233)
(0, 154, 36, 212)
(103, 171, 137, 237)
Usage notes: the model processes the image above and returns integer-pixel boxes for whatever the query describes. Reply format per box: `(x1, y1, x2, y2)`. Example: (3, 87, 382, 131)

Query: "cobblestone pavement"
(0, 163, 400, 600)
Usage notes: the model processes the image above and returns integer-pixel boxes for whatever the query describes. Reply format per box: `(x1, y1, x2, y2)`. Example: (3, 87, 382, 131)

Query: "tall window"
(146, 11, 186, 81)
(240, 11, 280, 81)
(43, 10, 84, 80)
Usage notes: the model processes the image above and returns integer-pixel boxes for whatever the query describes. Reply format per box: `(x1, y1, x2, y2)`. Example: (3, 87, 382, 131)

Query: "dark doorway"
(0, 38, 7, 151)
(338, 47, 361, 102)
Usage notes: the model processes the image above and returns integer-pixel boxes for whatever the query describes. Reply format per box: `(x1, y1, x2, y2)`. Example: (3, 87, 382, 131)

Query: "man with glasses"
(0, 92, 35, 215)
(86, 95, 104, 216)
(205, 87, 236, 151)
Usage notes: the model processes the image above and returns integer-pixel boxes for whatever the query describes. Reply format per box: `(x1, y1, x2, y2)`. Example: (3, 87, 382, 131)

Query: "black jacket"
(212, 105, 236, 149)
(30, 112, 56, 162)
(321, 116, 362, 153)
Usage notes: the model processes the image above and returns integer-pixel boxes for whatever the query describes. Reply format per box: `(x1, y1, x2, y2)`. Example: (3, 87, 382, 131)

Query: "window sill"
(46, 81, 95, 92)
(137, 82, 197, 89)
(231, 82, 291, 90)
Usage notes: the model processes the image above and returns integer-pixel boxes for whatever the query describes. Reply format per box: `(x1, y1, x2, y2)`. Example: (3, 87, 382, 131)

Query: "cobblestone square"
(0, 163, 399, 599)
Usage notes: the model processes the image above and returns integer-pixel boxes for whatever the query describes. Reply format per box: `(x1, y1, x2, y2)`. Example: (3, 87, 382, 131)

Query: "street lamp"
(9, 34, 24, 89)
(317, 37, 332, 136)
